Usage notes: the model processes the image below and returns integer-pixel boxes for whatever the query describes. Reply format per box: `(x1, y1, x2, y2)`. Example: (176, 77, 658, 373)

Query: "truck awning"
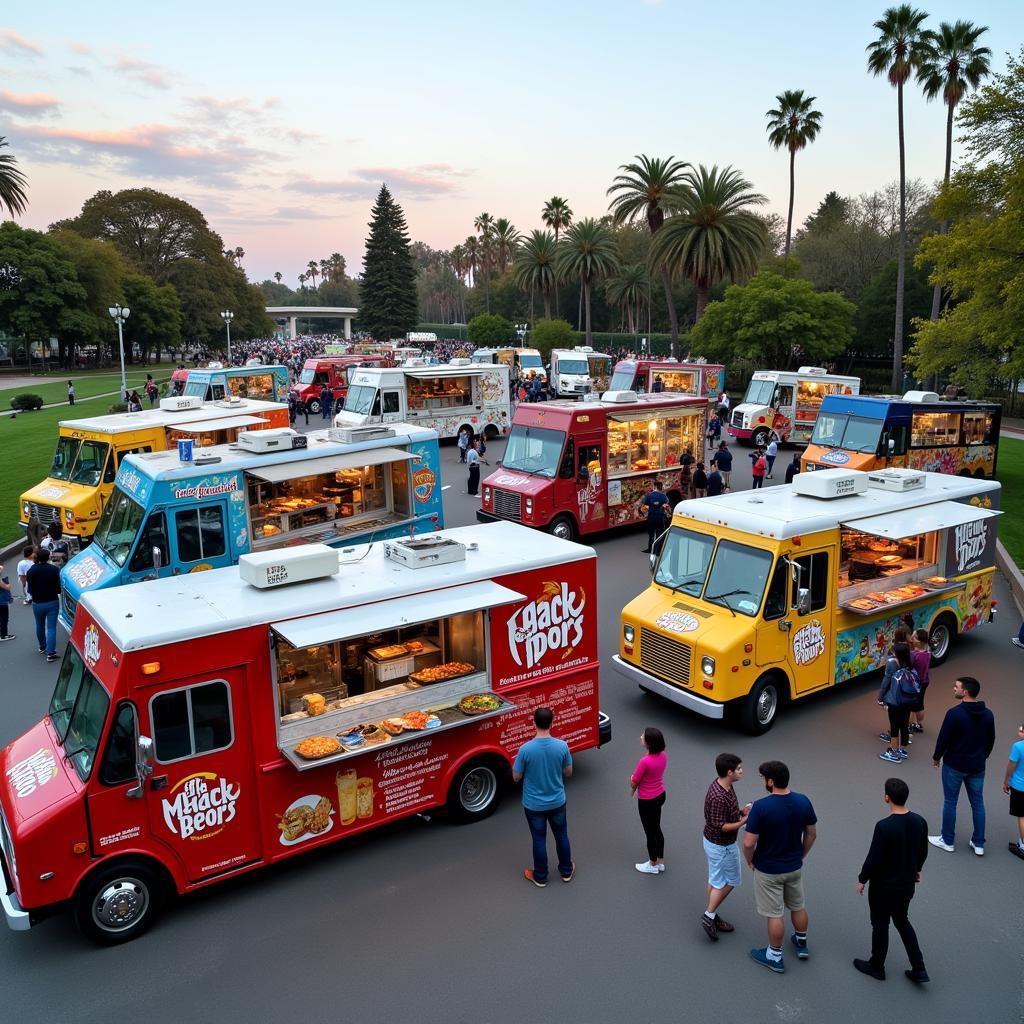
(270, 580, 524, 648)
(841, 501, 1001, 540)
(172, 415, 266, 433)
(246, 447, 416, 483)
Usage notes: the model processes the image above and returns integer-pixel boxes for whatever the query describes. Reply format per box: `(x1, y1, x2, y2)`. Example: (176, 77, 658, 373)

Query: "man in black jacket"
(854, 778, 929, 983)
(929, 676, 996, 855)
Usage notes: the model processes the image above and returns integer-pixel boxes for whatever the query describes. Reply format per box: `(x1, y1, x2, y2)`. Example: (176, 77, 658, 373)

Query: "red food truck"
(477, 391, 707, 540)
(609, 358, 726, 401)
(0, 523, 607, 944)
(291, 355, 392, 414)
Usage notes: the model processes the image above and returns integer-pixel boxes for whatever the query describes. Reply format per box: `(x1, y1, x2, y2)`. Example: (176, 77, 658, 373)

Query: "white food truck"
(549, 348, 613, 398)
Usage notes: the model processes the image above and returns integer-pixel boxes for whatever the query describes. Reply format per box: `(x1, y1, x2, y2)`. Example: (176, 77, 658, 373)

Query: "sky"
(1, 1, 1020, 286)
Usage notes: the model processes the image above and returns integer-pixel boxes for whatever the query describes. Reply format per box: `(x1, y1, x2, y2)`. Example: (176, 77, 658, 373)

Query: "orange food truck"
(0, 523, 607, 944)
(477, 391, 707, 541)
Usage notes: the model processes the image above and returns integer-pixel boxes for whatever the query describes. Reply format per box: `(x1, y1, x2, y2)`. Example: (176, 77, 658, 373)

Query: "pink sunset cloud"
(0, 90, 61, 116)
(0, 29, 43, 57)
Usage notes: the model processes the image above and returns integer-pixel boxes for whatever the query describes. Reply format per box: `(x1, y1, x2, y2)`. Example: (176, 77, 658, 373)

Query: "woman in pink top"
(630, 727, 667, 874)
(909, 628, 931, 733)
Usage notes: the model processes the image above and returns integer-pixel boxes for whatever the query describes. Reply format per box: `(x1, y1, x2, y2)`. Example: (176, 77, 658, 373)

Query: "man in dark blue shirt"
(743, 760, 818, 973)
(640, 479, 670, 554)
(711, 443, 733, 491)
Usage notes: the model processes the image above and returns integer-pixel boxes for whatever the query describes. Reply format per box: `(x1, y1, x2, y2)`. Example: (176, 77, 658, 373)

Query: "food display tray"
(408, 666, 476, 685)
(840, 580, 963, 616)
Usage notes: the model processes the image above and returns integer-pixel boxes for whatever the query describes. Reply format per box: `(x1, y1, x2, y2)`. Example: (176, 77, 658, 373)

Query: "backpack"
(754, 456, 766, 474)
(893, 667, 922, 706)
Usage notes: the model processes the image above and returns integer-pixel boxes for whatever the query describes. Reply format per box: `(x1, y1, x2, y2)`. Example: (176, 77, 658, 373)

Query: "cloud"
(0, 90, 60, 116)
(0, 29, 43, 57)
(69, 42, 93, 55)
(67, 65, 92, 78)
(285, 164, 469, 201)
(111, 56, 173, 89)
(285, 127, 319, 144)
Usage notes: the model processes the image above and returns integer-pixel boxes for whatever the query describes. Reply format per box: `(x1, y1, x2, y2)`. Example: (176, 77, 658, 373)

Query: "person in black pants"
(854, 777, 930, 983)
(640, 480, 670, 554)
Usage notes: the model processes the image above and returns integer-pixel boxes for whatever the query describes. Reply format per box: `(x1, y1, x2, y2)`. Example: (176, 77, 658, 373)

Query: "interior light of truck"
(141, 662, 161, 676)
(648, 420, 658, 432)
(701, 655, 716, 676)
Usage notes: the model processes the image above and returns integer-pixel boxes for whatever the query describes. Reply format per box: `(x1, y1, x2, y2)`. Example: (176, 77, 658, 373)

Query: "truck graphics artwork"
(792, 619, 826, 666)
(6, 748, 58, 799)
(508, 581, 586, 672)
(162, 772, 241, 841)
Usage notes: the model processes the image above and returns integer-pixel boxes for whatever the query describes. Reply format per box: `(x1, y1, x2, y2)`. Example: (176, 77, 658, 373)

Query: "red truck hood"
(1, 719, 79, 826)
(483, 469, 552, 496)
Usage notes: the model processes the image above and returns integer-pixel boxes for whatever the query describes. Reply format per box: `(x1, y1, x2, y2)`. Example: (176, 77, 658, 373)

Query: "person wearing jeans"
(25, 547, 62, 661)
(929, 676, 995, 854)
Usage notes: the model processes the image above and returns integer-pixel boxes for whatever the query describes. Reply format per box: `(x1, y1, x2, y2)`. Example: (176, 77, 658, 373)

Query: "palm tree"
(541, 197, 573, 318)
(606, 264, 649, 334)
(765, 90, 823, 261)
(867, 3, 931, 392)
(493, 218, 520, 271)
(556, 219, 620, 347)
(298, 272, 307, 290)
(320, 258, 330, 284)
(651, 165, 769, 322)
(463, 235, 480, 288)
(233, 246, 245, 267)
(328, 252, 346, 281)
(918, 19, 991, 321)
(274, 271, 283, 284)
(474, 212, 495, 311)
(607, 155, 690, 355)
(513, 230, 558, 320)
(306, 260, 319, 289)
(0, 137, 28, 217)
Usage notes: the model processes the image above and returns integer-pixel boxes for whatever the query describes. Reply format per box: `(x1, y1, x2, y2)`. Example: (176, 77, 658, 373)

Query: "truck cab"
(549, 348, 612, 398)
(290, 355, 390, 414)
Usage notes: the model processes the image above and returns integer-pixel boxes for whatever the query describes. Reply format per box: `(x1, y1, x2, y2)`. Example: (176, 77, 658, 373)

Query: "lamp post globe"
(220, 310, 234, 364)
(108, 304, 131, 398)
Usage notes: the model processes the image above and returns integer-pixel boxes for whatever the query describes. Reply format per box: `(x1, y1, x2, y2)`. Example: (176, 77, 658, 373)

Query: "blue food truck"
(183, 364, 290, 403)
(60, 424, 444, 628)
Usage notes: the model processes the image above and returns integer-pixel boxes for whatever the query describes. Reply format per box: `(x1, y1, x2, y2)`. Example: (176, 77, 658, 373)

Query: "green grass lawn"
(999, 437, 1024, 569)
(2, 367, 172, 408)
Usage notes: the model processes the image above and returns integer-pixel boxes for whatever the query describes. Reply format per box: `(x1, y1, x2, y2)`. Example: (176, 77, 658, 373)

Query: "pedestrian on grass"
(17, 546, 34, 604)
(853, 777, 930, 984)
(128, 390, 143, 412)
(1003, 724, 1024, 861)
(909, 629, 931, 734)
(631, 727, 667, 875)
(0, 564, 14, 641)
(640, 479, 670, 554)
(929, 676, 995, 855)
(67, 380, 75, 406)
(751, 449, 767, 489)
(711, 443, 732, 490)
(513, 706, 574, 887)
(701, 753, 750, 942)
(765, 437, 779, 478)
(466, 438, 487, 496)
(784, 453, 801, 485)
(692, 461, 708, 498)
(742, 760, 817, 973)
(26, 547, 61, 662)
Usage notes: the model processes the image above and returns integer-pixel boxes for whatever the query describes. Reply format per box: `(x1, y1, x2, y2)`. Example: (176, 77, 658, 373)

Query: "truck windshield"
(609, 367, 636, 391)
(49, 436, 81, 481)
(49, 647, 110, 781)
(557, 359, 589, 375)
(502, 425, 566, 477)
(183, 379, 208, 398)
(345, 385, 378, 415)
(742, 379, 775, 406)
(654, 527, 716, 595)
(810, 413, 882, 453)
(92, 486, 145, 566)
(299, 368, 316, 384)
(704, 541, 773, 616)
(69, 440, 109, 486)
(519, 353, 542, 369)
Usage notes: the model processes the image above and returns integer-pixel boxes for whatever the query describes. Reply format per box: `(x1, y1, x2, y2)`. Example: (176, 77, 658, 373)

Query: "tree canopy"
(467, 313, 515, 346)
(360, 185, 418, 340)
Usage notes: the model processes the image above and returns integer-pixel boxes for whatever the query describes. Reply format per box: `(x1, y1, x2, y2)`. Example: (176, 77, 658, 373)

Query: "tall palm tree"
(306, 260, 319, 289)
(765, 90, 823, 261)
(474, 212, 495, 312)
(918, 19, 991, 321)
(320, 258, 330, 284)
(607, 155, 690, 356)
(274, 271, 283, 284)
(0, 137, 28, 218)
(328, 252, 346, 281)
(233, 246, 245, 267)
(556, 219, 620, 347)
(867, 4, 931, 392)
(298, 272, 307, 290)
(541, 197, 573, 319)
(513, 230, 558, 320)
(651, 165, 769, 322)
(606, 264, 649, 334)
(463, 235, 479, 288)
(493, 218, 520, 271)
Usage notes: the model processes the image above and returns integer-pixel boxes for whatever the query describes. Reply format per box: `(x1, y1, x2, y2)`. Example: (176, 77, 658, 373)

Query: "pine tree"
(360, 185, 418, 339)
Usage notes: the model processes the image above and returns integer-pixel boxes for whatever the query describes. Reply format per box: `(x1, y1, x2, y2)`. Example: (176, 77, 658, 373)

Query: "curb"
(996, 538, 1024, 621)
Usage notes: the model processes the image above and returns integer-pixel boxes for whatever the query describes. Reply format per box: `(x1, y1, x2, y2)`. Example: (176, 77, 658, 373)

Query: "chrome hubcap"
(460, 768, 497, 813)
(930, 625, 950, 659)
(552, 522, 572, 540)
(93, 878, 149, 932)
(757, 686, 778, 726)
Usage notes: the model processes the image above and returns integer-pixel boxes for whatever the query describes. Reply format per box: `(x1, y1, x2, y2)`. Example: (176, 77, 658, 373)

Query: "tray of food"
(369, 644, 408, 660)
(338, 723, 391, 749)
(920, 575, 952, 589)
(457, 693, 502, 715)
(294, 736, 342, 760)
(846, 597, 880, 612)
(409, 661, 477, 684)
(398, 711, 441, 731)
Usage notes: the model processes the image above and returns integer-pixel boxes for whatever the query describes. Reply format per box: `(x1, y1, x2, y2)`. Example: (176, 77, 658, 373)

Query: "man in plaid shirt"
(701, 753, 751, 941)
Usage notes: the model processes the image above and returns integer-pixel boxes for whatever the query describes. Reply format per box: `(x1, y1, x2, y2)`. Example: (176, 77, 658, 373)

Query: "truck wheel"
(752, 427, 770, 448)
(928, 613, 958, 665)
(73, 860, 167, 946)
(737, 675, 782, 735)
(447, 758, 505, 824)
(306, 398, 321, 415)
(483, 424, 499, 441)
(548, 515, 577, 542)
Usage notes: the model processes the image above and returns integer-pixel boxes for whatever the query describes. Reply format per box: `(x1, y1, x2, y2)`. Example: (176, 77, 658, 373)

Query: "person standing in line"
(466, 438, 487, 496)
(706, 466, 723, 497)
(1003, 724, 1024, 860)
(631, 727, 667, 874)
(640, 479, 669, 554)
(711, 442, 733, 491)
(750, 449, 767, 489)
(742, 760, 817, 973)
(784, 453, 801, 484)
(319, 383, 333, 420)
(652, 374, 664, 393)
(17, 545, 35, 604)
(26, 547, 61, 662)
(0, 564, 15, 641)
(457, 425, 471, 463)
(879, 644, 918, 763)
(706, 412, 721, 449)
(692, 461, 708, 498)
(765, 437, 779, 478)
(67, 380, 75, 405)
(701, 753, 751, 941)
(287, 391, 298, 425)
(853, 778, 930, 984)
(718, 391, 730, 416)
(908, 629, 931, 734)
(929, 676, 995, 855)
(513, 706, 574, 887)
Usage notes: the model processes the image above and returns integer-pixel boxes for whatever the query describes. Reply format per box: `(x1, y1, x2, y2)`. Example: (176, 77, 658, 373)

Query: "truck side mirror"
(887, 438, 895, 455)
(152, 546, 163, 571)
(126, 734, 154, 799)
(797, 587, 811, 616)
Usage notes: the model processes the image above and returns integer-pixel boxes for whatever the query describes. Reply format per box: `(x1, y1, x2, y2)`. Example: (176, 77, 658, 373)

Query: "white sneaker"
(928, 835, 954, 852)
(969, 841, 985, 856)
(657, 863, 666, 873)
(635, 861, 660, 874)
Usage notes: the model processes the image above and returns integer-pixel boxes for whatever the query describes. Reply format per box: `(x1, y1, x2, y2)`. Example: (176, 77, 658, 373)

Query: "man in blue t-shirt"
(640, 479, 670, 555)
(513, 706, 574, 886)
(742, 760, 818, 973)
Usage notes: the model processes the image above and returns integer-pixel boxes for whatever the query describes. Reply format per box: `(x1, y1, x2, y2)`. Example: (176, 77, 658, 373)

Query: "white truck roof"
(60, 398, 285, 435)
(750, 368, 860, 384)
(82, 522, 595, 651)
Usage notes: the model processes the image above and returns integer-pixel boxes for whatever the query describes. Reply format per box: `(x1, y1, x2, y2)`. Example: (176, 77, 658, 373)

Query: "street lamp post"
(107, 304, 131, 398)
(516, 323, 528, 345)
(221, 310, 234, 364)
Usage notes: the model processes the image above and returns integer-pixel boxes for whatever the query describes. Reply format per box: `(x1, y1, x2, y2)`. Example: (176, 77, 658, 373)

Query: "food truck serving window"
(912, 410, 960, 447)
(607, 414, 699, 475)
(407, 374, 472, 409)
(151, 681, 233, 764)
(49, 648, 110, 781)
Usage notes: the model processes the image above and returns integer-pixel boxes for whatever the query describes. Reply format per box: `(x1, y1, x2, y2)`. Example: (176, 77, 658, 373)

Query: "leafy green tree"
(867, 3, 931, 391)
(652, 165, 769, 321)
(467, 313, 515, 346)
(360, 185, 418, 340)
(607, 155, 690, 354)
(474, 212, 495, 312)
(606, 264, 649, 334)
(513, 230, 558, 320)
(122, 273, 183, 362)
(854, 257, 933, 359)
(556, 219, 620, 347)
(802, 191, 850, 235)
(542, 197, 573, 319)
(528, 318, 576, 361)
(0, 137, 29, 218)
(956, 45, 1024, 167)
(765, 90, 823, 260)
(918, 19, 991, 320)
(688, 272, 854, 368)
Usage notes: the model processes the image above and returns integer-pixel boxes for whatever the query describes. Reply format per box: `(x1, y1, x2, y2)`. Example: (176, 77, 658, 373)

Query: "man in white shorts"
(701, 753, 751, 941)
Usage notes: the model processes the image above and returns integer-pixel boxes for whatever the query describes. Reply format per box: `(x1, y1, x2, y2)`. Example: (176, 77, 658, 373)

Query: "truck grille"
(26, 502, 60, 526)
(492, 489, 522, 520)
(62, 591, 78, 625)
(639, 628, 692, 689)
(730, 410, 744, 430)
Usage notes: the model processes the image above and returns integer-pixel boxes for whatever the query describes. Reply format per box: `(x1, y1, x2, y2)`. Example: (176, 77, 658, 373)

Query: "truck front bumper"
(612, 655, 725, 720)
(476, 509, 504, 524)
(726, 426, 752, 440)
(1, 847, 30, 932)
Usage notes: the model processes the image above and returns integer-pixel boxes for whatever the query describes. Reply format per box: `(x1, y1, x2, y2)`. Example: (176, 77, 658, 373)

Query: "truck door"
(143, 670, 262, 882)
(784, 550, 834, 694)
(575, 439, 607, 532)
(124, 509, 172, 584)
(170, 503, 232, 574)
(381, 389, 402, 423)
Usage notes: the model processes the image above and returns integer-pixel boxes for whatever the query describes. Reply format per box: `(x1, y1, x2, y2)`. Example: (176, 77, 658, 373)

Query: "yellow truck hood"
(21, 478, 94, 508)
(624, 585, 744, 655)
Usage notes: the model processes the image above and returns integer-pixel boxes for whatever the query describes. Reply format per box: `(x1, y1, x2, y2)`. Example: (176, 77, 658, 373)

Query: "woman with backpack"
(879, 642, 919, 763)
(909, 628, 931, 734)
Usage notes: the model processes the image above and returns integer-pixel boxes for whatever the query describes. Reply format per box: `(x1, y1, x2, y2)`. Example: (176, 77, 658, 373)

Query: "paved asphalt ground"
(1, 428, 1022, 1024)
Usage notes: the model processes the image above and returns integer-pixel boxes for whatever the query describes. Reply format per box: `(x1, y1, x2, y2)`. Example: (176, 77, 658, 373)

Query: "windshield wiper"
(705, 587, 754, 617)
(657, 572, 705, 596)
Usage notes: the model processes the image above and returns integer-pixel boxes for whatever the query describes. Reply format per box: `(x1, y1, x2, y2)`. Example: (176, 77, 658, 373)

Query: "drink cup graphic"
(336, 770, 357, 825)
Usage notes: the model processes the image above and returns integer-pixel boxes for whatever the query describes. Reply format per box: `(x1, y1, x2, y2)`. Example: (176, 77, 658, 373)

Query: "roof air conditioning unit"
(797, 366, 828, 375)
(902, 390, 940, 403)
(601, 390, 639, 403)
(240, 544, 339, 589)
(791, 468, 869, 499)
(867, 468, 927, 492)
(403, 357, 427, 366)
(450, 357, 472, 366)
(236, 427, 307, 453)
(384, 535, 467, 569)
(328, 425, 396, 444)
(214, 396, 244, 407)
(159, 396, 204, 412)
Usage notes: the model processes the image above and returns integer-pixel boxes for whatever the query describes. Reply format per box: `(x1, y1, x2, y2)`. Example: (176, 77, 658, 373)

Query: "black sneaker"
(46, 653, 59, 662)
(38, 646, 45, 654)
(701, 915, 719, 942)
(1009, 842, 1024, 860)
(853, 958, 885, 980)
(905, 968, 930, 984)
(0, 634, 15, 642)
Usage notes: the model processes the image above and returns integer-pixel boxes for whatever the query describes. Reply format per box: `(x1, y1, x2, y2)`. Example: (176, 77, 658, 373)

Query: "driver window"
(578, 444, 601, 480)
(129, 511, 168, 573)
(103, 452, 116, 484)
(371, 391, 382, 416)
(99, 702, 137, 786)
(776, 385, 794, 408)
(763, 559, 788, 620)
(559, 438, 576, 479)
(383, 391, 401, 414)
(790, 552, 829, 613)
(210, 384, 225, 400)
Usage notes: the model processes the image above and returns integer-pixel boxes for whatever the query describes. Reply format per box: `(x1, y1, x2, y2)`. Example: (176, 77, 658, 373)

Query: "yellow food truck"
(19, 396, 289, 545)
(614, 467, 1000, 733)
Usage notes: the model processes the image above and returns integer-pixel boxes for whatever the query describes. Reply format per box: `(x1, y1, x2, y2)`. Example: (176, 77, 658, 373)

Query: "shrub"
(108, 402, 129, 414)
(529, 319, 577, 361)
(9, 393, 44, 411)
(467, 314, 515, 346)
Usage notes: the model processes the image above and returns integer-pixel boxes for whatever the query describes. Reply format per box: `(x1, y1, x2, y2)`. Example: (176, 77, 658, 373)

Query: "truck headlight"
(701, 655, 716, 676)
(483, 486, 491, 502)
(624, 624, 635, 644)
(525, 498, 533, 515)
(64, 508, 74, 523)
(22, 501, 29, 517)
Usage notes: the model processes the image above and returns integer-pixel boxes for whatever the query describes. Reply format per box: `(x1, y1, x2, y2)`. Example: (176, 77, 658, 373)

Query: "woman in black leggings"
(631, 727, 668, 873)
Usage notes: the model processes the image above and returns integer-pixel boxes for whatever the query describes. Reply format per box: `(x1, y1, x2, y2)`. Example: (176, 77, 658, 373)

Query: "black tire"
(446, 758, 506, 824)
(928, 612, 958, 665)
(972, 467, 987, 479)
(483, 423, 499, 441)
(752, 427, 770, 448)
(306, 398, 321, 415)
(737, 674, 783, 735)
(73, 860, 167, 946)
(548, 514, 577, 542)
(957, 469, 971, 477)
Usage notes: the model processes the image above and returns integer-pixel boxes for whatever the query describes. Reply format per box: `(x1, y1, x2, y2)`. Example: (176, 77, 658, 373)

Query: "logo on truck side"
(793, 619, 826, 666)
(412, 466, 436, 503)
(162, 772, 240, 841)
(6, 748, 58, 799)
(508, 581, 585, 670)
